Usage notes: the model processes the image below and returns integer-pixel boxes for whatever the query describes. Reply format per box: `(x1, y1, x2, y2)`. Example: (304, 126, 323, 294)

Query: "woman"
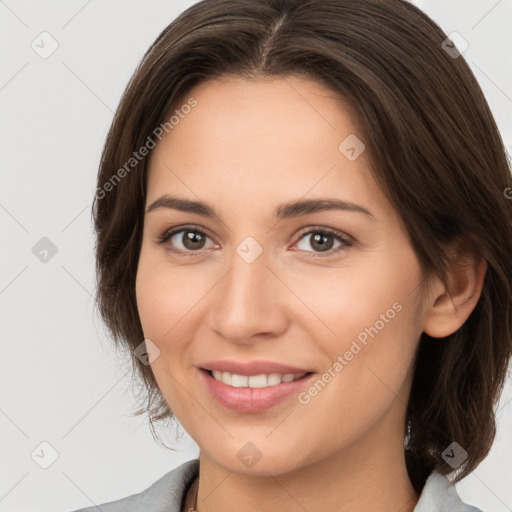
(71, 0, 512, 510)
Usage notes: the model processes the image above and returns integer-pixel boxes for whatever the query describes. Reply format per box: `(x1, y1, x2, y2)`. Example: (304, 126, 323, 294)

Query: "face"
(135, 74, 429, 476)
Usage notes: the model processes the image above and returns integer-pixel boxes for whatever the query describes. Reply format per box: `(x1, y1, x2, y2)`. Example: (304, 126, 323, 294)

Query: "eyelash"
(156, 224, 353, 258)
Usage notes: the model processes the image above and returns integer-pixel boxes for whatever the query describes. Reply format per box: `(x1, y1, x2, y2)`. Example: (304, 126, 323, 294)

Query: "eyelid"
(157, 223, 210, 243)
(293, 225, 353, 245)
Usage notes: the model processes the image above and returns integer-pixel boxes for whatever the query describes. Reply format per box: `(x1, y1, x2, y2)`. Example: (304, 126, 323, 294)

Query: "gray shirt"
(69, 458, 484, 512)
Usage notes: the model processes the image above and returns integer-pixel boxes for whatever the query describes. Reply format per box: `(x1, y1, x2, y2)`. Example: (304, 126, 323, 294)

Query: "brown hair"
(92, 0, 512, 493)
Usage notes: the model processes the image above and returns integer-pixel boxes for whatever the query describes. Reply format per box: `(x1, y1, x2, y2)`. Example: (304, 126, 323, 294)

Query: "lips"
(199, 368, 316, 412)
(200, 359, 314, 376)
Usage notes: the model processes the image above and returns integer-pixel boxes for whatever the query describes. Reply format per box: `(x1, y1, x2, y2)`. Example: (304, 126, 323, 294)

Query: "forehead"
(146, 75, 391, 222)
(160, 74, 360, 151)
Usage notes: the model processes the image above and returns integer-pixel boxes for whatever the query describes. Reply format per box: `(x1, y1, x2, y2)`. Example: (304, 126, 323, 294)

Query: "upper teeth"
(211, 370, 306, 388)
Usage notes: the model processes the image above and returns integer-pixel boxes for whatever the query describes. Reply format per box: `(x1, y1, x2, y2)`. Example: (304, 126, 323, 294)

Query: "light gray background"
(1, 1, 511, 511)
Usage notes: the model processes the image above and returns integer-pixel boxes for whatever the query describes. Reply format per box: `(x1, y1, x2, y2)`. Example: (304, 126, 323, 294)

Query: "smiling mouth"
(199, 367, 318, 412)
(202, 368, 314, 388)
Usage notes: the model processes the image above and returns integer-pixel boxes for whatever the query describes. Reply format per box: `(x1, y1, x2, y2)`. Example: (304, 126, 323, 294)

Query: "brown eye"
(294, 228, 352, 256)
(178, 230, 207, 250)
(308, 232, 334, 252)
(158, 226, 216, 254)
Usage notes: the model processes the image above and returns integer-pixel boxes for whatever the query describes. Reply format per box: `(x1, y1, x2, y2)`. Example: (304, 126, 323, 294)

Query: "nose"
(207, 242, 289, 345)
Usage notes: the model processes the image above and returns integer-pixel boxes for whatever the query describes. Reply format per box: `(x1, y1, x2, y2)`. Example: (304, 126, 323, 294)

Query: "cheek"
(295, 254, 423, 421)
(290, 251, 421, 344)
(135, 249, 198, 416)
(135, 244, 202, 340)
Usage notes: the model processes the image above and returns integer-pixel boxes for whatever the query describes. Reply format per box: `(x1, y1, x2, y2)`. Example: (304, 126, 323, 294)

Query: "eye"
(157, 225, 217, 255)
(157, 225, 353, 258)
(292, 227, 353, 256)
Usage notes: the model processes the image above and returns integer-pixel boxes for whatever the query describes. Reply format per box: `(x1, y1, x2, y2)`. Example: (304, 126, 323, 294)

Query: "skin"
(135, 74, 486, 512)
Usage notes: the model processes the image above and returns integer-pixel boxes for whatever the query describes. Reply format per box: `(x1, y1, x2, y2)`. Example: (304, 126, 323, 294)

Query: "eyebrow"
(145, 195, 375, 221)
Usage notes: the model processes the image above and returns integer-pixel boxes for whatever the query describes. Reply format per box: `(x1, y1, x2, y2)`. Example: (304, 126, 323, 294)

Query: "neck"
(190, 431, 419, 512)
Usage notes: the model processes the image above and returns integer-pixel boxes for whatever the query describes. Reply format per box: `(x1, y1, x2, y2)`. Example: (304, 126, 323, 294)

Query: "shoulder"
(67, 458, 199, 512)
(414, 470, 484, 512)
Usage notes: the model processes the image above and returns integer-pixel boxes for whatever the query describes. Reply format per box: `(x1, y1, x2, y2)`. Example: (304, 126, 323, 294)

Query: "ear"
(422, 245, 487, 338)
